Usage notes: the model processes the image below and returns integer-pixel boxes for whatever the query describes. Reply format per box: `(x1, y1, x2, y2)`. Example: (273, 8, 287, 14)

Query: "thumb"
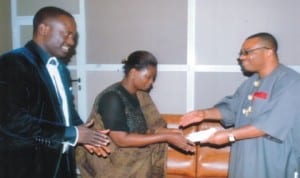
(179, 121, 189, 128)
(84, 119, 94, 128)
(178, 118, 187, 127)
(99, 129, 110, 134)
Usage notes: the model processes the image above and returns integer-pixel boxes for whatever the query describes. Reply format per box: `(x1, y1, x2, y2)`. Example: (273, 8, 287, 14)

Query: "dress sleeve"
(97, 91, 129, 132)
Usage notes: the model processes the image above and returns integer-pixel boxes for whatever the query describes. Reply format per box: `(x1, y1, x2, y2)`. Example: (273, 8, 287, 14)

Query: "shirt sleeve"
(97, 91, 129, 132)
(215, 81, 248, 127)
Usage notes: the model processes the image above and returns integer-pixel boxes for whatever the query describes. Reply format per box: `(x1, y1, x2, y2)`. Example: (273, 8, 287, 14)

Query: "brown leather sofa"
(163, 114, 230, 178)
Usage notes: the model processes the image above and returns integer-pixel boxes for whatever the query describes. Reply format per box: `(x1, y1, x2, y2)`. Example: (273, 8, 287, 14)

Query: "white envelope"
(186, 128, 217, 142)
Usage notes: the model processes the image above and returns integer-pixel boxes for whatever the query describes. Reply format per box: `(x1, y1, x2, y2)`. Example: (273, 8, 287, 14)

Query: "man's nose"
(66, 35, 75, 46)
(238, 55, 246, 61)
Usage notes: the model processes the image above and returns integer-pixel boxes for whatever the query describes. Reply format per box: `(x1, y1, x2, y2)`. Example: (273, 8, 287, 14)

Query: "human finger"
(83, 119, 94, 128)
(94, 146, 111, 157)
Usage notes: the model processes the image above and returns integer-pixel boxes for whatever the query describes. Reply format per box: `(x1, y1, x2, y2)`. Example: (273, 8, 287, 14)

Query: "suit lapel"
(20, 43, 65, 123)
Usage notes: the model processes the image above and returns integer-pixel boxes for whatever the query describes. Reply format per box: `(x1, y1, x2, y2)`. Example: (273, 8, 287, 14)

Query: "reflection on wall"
(85, 0, 187, 64)
(0, 0, 12, 54)
(16, 0, 79, 15)
(195, 0, 300, 65)
(20, 25, 32, 46)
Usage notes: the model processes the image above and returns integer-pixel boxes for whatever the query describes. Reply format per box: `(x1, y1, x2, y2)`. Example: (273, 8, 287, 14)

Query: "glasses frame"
(239, 47, 270, 57)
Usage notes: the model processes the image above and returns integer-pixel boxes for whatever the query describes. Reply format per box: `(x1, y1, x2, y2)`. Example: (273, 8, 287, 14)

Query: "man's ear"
(38, 23, 49, 36)
(266, 48, 274, 57)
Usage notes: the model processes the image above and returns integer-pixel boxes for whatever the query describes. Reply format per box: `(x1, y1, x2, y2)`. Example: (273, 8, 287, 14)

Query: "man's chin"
(241, 67, 255, 77)
(56, 52, 68, 59)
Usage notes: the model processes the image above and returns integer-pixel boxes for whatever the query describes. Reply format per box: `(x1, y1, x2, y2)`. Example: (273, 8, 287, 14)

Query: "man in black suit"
(0, 6, 110, 178)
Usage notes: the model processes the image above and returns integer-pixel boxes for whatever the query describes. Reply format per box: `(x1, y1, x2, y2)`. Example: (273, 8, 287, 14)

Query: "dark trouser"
(0, 147, 77, 178)
(55, 149, 77, 178)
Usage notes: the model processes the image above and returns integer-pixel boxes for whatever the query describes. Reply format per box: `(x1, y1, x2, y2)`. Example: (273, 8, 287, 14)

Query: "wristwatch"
(228, 133, 236, 143)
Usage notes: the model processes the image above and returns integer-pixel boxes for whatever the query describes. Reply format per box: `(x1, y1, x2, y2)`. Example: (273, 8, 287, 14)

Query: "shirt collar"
(29, 40, 53, 65)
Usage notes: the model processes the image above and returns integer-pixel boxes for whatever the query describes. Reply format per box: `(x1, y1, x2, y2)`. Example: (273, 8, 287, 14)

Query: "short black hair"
(247, 32, 278, 52)
(122, 50, 157, 76)
(33, 6, 74, 35)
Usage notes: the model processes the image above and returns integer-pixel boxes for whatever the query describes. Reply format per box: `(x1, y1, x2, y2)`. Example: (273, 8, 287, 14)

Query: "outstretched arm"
(202, 125, 266, 145)
(109, 129, 195, 153)
(179, 107, 222, 127)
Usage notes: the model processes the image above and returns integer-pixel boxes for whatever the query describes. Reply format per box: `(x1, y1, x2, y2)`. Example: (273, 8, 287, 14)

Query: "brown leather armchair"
(163, 114, 230, 178)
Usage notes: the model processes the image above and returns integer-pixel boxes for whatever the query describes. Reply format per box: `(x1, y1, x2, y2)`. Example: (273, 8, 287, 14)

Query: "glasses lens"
(239, 47, 269, 57)
(239, 51, 248, 56)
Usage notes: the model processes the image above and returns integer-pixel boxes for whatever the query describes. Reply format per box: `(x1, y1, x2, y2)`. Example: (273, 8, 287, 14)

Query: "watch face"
(229, 134, 235, 142)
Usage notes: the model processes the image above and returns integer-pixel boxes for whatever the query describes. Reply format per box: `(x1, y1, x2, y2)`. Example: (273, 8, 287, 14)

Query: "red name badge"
(253, 91, 268, 100)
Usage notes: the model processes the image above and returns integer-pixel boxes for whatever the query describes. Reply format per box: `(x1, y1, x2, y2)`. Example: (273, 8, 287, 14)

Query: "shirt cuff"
(72, 126, 79, 146)
(64, 126, 79, 146)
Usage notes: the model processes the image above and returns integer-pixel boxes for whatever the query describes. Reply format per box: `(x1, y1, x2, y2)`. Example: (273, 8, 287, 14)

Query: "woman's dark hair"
(122, 50, 157, 76)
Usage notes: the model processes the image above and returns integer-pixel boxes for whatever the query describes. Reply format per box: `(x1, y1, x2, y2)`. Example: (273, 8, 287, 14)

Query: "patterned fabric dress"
(76, 83, 168, 178)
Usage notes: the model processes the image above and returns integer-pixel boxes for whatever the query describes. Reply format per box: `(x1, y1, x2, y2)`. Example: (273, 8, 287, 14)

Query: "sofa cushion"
(162, 114, 230, 178)
(196, 121, 230, 178)
(163, 114, 198, 178)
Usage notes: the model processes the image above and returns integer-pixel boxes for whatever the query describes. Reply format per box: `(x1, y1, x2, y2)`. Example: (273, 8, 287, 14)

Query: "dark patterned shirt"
(97, 83, 147, 133)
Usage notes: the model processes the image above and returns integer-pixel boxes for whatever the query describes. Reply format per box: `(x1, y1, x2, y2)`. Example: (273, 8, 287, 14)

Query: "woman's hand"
(83, 144, 111, 157)
(165, 132, 195, 153)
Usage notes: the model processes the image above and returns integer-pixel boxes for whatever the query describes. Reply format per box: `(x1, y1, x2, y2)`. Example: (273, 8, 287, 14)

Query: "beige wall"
(84, 0, 300, 114)
(85, 0, 189, 114)
(9, 0, 300, 118)
(16, 0, 79, 16)
(85, 0, 187, 65)
(0, 0, 12, 54)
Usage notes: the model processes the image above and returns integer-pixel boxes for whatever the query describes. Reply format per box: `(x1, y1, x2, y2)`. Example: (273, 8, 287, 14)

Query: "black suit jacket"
(0, 41, 83, 178)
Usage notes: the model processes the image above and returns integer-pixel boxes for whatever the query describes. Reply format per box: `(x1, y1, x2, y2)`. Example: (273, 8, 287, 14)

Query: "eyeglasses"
(239, 47, 270, 57)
